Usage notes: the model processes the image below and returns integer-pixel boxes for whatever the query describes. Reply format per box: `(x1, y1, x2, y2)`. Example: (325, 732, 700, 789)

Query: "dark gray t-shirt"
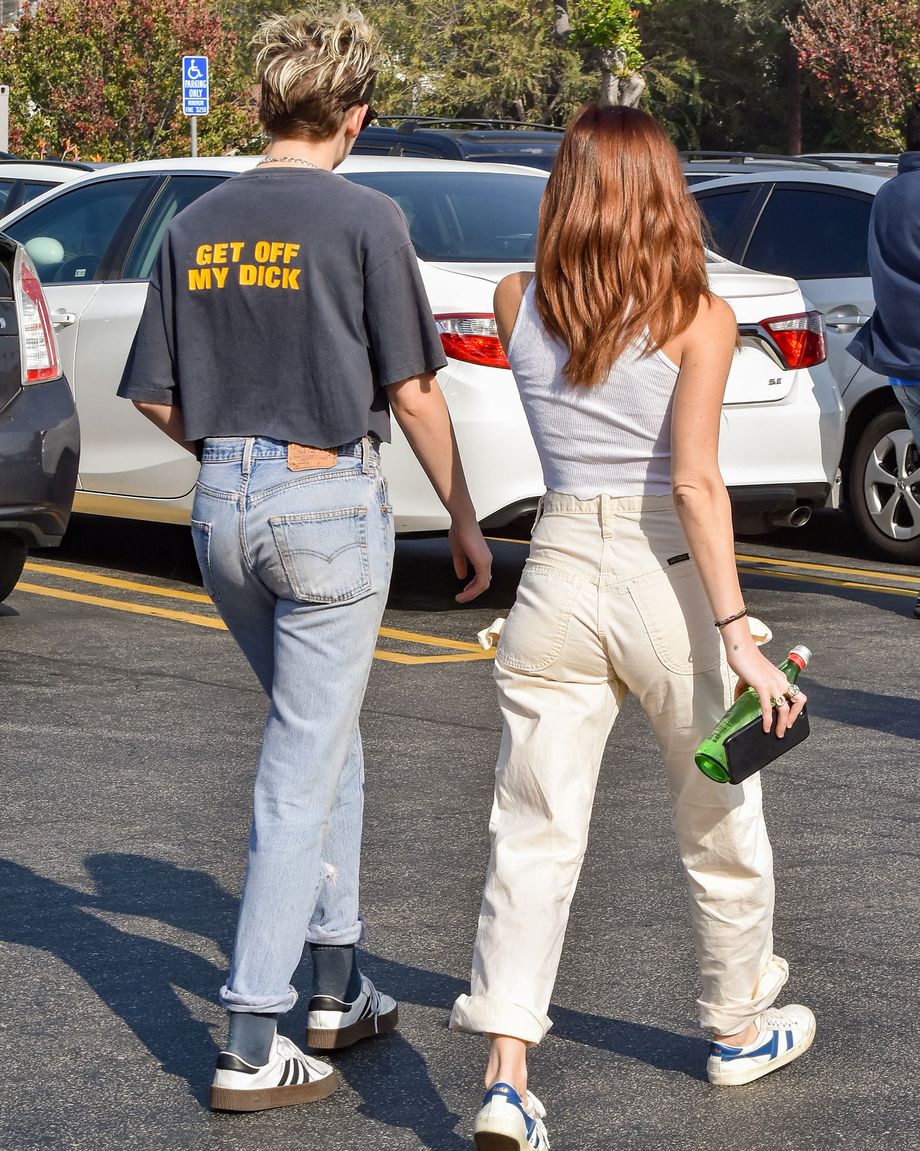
(117, 166, 447, 445)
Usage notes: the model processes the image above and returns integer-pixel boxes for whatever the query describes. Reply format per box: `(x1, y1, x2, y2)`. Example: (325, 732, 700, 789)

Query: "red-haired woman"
(450, 104, 813, 1149)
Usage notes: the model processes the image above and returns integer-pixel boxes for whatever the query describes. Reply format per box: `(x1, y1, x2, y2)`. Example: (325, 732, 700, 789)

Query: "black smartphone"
(723, 705, 810, 785)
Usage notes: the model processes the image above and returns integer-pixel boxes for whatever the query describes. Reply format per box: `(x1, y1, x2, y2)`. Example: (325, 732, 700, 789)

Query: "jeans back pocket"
(269, 506, 371, 604)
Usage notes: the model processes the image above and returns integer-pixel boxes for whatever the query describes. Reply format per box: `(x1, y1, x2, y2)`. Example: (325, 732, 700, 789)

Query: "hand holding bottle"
(721, 621, 808, 735)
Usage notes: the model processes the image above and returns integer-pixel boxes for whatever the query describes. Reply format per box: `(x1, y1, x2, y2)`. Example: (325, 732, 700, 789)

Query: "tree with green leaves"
(0, 0, 258, 160)
(554, 1, 648, 107)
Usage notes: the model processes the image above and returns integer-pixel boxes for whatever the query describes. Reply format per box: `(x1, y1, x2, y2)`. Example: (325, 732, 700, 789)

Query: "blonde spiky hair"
(252, 6, 380, 140)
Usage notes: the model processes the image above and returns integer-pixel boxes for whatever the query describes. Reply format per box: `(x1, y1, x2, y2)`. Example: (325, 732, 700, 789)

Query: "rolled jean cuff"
(697, 953, 789, 1034)
(304, 915, 367, 948)
(449, 992, 550, 1046)
(220, 984, 298, 1015)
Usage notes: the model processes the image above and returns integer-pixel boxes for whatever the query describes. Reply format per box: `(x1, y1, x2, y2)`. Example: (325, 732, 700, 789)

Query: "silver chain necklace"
(257, 155, 322, 170)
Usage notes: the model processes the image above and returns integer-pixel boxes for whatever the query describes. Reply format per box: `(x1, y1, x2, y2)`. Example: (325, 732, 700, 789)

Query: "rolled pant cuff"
(305, 915, 367, 948)
(449, 993, 550, 1045)
(697, 954, 789, 1034)
(220, 984, 298, 1014)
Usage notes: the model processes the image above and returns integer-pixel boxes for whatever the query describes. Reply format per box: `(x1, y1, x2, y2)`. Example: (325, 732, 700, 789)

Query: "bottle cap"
(787, 644, 812, 670)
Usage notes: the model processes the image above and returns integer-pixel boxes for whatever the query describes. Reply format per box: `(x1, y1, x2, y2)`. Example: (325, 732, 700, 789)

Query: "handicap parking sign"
(182, 56, 209, 116)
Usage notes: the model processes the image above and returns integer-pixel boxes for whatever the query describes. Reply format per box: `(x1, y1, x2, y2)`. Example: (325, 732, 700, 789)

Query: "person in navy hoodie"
(849, 101, 920, 619)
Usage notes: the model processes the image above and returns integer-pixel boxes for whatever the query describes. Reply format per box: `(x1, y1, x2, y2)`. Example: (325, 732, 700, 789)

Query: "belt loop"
(361, 435, 370, 475)
(242, 436, 255, 476)
(532, 493, 545, 534)
(600, 494, 613, 540)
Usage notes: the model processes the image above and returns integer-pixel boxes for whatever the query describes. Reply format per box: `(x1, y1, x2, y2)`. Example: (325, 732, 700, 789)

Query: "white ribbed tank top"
(507, 280, 680, 498)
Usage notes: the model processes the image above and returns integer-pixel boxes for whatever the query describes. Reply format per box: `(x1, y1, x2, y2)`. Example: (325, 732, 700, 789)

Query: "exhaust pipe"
(770, 506, 812, 529)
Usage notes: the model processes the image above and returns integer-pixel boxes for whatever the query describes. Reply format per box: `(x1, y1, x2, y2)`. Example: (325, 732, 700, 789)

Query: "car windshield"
(344, 170, 546, 262)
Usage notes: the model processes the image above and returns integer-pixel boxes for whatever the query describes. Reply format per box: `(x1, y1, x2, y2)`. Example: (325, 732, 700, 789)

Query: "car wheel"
(847, 406, 920, 563)
(0, 537, 27, 602)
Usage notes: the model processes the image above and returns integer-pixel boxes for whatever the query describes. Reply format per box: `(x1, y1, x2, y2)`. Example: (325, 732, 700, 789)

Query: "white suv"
(0, 156, 843, 535)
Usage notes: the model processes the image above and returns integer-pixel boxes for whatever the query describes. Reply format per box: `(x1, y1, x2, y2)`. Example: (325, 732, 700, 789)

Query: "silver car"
(693, 166, 920, 563)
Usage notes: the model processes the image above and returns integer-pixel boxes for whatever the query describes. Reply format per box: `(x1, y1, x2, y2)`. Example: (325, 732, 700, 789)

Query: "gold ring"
(785, 684, 801, 698)
(770, 696, 787, 707)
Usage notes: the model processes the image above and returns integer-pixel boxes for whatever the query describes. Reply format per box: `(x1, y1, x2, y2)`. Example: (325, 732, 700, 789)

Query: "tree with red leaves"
(0, 0, 258, 160)
(790, 0, 920, 148)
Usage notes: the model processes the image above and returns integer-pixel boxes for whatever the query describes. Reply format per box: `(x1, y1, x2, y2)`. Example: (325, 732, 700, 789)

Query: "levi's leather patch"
(287, 443, 337, 471)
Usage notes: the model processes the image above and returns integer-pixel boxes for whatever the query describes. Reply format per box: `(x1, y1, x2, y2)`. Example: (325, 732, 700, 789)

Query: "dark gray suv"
(0, 232, 79, 601)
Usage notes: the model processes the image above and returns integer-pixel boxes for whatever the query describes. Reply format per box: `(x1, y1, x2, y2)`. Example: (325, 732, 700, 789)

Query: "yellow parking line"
(736, 566, 916, 598)
(15, 582, 228, 628)
(13, 580, 493, 663)
(24, 561, 212, 602)
(378, 625, 483, 652)
(22, 563, 487, 651)
(734, 552, 918, 585)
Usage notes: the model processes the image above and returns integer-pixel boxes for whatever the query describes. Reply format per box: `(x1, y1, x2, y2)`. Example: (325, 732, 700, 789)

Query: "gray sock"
(226, 1011, 278, 1066)
(310, 943, 362, 1002)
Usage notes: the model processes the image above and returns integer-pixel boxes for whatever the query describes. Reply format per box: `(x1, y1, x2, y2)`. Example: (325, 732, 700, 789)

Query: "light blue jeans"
(890, 379, 920, 448)
(190, 435, 394, 1014)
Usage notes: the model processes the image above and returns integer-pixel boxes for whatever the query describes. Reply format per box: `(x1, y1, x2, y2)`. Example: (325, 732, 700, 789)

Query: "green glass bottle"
(695, 645, 812, 783)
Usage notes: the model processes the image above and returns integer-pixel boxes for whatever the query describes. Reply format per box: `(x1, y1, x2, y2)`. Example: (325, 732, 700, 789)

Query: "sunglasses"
(344, 94, 377, 133)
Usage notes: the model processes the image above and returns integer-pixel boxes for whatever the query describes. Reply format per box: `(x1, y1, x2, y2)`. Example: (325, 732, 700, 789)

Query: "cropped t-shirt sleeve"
(362, 206, 447, 388)
(117, 252, 178, 405)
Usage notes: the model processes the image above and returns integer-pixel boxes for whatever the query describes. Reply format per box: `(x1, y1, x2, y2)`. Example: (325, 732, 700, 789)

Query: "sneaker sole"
(474, 1135, 525, 1151)
(307, 1003, 399, 1050)
(708, 1023, 816, 1086)
(209, 1067, 340, 1112)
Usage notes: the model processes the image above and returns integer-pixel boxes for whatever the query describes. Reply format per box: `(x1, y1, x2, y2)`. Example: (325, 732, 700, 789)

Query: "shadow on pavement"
(1, 853, 708, 1134)
(805, 679, 920, 739)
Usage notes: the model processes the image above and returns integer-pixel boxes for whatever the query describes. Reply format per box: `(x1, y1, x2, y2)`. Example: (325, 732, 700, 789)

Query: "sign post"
(182, 55, 209, 158)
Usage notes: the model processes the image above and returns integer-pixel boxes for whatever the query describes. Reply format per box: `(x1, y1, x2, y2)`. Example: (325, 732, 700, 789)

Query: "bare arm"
(670, 296, 806, 734)
(132, 401, 198, 457)
(386, 372, 492, 603)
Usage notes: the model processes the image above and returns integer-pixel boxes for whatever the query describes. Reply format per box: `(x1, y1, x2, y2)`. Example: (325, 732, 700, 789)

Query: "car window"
(122, 174, 227, 280)
(5, 177, 150, 283)
(345, 170, 546, 261)
(0, 180, 15, 214)
(694, 188, 756, 256)
(20, 181, 57, 205)
(741, 187, 872, 279)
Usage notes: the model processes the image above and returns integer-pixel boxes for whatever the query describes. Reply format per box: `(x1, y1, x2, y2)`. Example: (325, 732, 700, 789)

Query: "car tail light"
(435, 314, 510, 369)
(759, 311, 826, 370)
(15, 250, 62, 384)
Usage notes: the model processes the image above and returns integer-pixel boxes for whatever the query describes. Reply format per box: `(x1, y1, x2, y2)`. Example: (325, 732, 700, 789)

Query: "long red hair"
(535, 103, 710, 387)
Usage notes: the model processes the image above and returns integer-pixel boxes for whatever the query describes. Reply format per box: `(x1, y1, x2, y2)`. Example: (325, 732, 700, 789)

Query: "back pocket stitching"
(626, 563, 721, 675)
(190, 519, 221, 603)
(496, 562, 582, 673)
(269, 507, 371, 604)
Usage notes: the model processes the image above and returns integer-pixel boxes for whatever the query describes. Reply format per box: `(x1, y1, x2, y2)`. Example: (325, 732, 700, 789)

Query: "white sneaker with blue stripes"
(708, 1004, 816, 1086)
(473, 1081, 549, 1150)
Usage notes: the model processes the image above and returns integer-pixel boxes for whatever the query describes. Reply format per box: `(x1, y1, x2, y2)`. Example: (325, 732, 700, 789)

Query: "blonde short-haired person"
(119, 6, 491, 1112)
(449, 105, 813, 1150)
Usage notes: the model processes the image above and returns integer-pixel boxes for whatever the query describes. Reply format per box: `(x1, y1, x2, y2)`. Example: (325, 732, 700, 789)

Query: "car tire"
(0, 537, 27, 602)
(847, 406, 920, 563)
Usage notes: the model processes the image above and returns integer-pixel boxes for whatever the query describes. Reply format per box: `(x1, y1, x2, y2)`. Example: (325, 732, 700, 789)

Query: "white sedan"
(0, 156, 842, 534)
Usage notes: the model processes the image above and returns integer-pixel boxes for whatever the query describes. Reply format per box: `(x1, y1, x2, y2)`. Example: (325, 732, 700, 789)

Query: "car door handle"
(824, 310, 871, 330)
(51, 310, 77, 328)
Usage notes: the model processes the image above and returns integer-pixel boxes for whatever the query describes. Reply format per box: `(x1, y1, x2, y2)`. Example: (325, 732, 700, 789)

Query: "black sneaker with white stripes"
(306, 974, 398, 1050)
(209, 1033, 339, 1112)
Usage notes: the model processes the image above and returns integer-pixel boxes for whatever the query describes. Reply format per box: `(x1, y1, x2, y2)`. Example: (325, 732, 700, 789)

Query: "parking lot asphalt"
(1, 512, 918, 1151)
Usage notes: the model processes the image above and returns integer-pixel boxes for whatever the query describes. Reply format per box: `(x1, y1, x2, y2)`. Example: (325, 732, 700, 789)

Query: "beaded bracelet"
(714, 608, 748, 629)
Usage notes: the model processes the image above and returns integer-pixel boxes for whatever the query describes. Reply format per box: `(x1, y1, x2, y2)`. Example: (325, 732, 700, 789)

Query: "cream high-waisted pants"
(450, 491, 788, 1043)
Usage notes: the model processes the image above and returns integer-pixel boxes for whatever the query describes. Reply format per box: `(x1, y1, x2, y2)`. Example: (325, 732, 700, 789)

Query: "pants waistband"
(200, 435, 377, 466)
(541, 490, 675, 514)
